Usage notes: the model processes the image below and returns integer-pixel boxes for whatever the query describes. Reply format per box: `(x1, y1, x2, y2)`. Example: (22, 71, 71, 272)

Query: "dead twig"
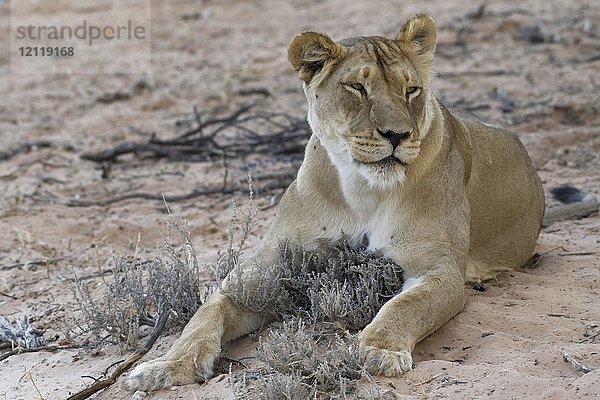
(80, 142, 194, 162)
(583, 331, 600, 343)
(174, 101, 255, 141)
(562, 352, 594, 374)
(1, 258, 64, 271)
(559, 252, 596, 256)
(66, 311, 170, 400)
(547, 313, 570, 318)
(63, 259, 152, 282)
(65, 179, 294, 207)
(0, 141, 61, 162)
(95, 79, 150, 104)
(0, 344, 80, 362)
(0, 291, 17, 300)
(64, 268, 113, 282)
(27, 369, 45, 400)
(438, 69, 518, 79)
(416, 373, 443, 386)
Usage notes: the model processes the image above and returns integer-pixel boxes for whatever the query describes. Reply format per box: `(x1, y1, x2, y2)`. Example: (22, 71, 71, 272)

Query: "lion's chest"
(325, 165, 411, 256)
(342, 198, 407, 254)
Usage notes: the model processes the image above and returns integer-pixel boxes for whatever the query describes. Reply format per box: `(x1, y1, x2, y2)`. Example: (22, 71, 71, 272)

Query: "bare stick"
(1, 258, 64, 271)
(438, 69, 518, 79)
(416, 373, 443, 386)
(0, 141, 56, 162)
(559, 252, 596, 257)
(0, 344, 80, 362)
(66, 311, 170, 400)
(0, 291, 17, 300)
(562, 352, 594, 374)
(65, 179, 294, 207)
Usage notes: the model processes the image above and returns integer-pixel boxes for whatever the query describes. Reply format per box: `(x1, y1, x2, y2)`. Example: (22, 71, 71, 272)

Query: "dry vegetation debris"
(66, 189, 404, 399)
(71, 212, 210, 350)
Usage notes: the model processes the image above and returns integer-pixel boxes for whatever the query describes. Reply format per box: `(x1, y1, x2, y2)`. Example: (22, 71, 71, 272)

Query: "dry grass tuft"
(71, 212, 211, 350)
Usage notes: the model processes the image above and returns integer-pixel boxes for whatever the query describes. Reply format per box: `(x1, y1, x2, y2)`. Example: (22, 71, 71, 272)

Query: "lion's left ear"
(396, 13, 437, 55)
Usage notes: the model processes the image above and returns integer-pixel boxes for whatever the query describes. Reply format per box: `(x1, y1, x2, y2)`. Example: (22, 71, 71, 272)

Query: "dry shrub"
(71, 213, 211, 350)
(213, 181, 258, 283)
(235, 320, 397, 399)
(223, 237, 404, 331)
(252, 319, 364, 399)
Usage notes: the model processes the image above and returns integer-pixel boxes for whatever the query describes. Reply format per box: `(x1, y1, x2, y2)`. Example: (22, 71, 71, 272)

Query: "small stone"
(131, 390, 147, 400)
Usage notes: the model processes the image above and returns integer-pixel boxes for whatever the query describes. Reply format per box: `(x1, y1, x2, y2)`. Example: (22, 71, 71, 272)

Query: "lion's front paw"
(359, 343, 413, 377)
(126, 355, 214, 392)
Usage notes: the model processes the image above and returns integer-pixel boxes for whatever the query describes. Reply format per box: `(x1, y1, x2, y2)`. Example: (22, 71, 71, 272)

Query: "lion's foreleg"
(127, 289, 269, 391)
(358, 270, 465, 376)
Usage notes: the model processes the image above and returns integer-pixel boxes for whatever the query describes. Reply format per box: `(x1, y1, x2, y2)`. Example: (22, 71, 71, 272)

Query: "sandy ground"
(1, 0, 599, 399)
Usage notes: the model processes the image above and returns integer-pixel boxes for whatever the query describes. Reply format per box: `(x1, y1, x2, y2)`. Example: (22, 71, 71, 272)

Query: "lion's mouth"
(356, 156, 406, 167)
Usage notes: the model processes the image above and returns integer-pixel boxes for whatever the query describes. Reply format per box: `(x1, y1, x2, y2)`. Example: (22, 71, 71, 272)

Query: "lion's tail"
(542, 185, 599, 227)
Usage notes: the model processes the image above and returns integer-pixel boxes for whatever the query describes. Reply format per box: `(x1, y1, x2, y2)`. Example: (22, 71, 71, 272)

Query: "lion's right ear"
(288, 31, 346, 83)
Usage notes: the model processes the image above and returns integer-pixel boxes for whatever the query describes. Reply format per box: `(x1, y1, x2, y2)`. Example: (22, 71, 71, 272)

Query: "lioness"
(128, 14, 546, 390)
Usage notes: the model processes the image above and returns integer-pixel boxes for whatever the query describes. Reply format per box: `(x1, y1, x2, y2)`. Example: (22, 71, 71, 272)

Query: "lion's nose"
(378, 129, 410, 150)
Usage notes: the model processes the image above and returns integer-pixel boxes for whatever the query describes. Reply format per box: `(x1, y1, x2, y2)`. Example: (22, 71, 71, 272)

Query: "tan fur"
(127, 14, 546, 390)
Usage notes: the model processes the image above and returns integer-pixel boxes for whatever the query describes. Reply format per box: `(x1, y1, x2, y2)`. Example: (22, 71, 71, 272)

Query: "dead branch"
(80, 141, 196, 162)
(559, 252, 596, 256)
(73, 103, 309, 205)
(438, 69, 518, 79)
(1, 258, 64, 271)
(583, 331, 600, 343)
(174, 101, 255, 141)
(0, 141, 66, 162)
(81, 103, 310, 164)
(0, 291, 17, 300)
(562, 351, 594, 374)
(416, 373, 443, 386)
(66, 311, 170, 400)
(96, 79, 150, 104)
(0, 344, 80, 362)
(65, 104, 307, 207)
(64, 259, 153, 282)
(66, 177, 294, 207)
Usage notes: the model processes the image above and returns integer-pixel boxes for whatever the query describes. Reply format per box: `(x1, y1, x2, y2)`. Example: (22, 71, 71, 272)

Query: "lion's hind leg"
(465, 258, 513, 284)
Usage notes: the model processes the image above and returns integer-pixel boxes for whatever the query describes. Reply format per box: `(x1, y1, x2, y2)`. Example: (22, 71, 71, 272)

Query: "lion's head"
(288, 14, 437, 189)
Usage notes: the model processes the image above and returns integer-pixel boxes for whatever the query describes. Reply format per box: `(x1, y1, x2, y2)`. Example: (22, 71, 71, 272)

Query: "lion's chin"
(355, 160, 407, 190)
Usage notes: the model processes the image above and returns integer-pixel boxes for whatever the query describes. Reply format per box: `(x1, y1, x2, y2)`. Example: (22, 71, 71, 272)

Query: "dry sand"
(0, 0, 599, 399)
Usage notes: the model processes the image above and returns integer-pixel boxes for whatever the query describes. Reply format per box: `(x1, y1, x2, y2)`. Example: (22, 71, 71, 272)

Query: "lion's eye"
(406, 86, 421, 97)
(348, 82, 367, 97)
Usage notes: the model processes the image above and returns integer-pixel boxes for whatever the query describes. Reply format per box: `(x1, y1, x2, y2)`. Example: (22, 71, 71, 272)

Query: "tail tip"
(550, 185, 586, 204)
